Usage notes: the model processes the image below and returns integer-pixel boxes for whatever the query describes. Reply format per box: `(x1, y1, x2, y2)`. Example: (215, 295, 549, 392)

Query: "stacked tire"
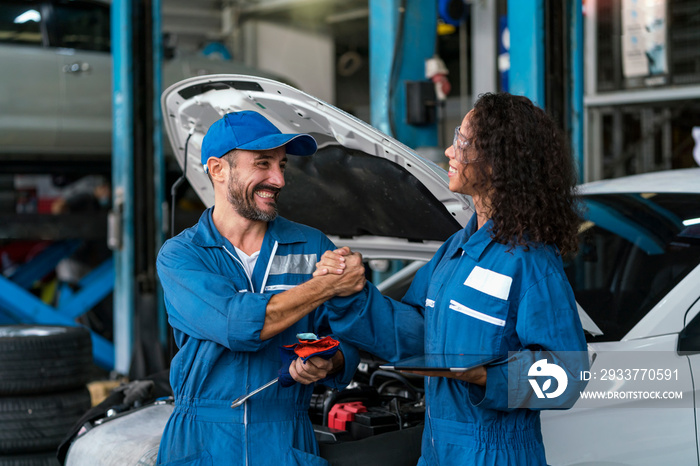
(0, 326, 93, 466)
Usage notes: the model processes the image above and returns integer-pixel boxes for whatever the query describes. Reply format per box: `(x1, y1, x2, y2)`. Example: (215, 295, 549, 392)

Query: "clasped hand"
(313, 246, 366, 296)
(313, 248, 488, 386)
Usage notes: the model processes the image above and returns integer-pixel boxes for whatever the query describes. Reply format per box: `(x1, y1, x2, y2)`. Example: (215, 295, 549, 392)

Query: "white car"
(0, 0, 287, 161)
(542, 170, 700, 465)
(64, 75, 700, 465)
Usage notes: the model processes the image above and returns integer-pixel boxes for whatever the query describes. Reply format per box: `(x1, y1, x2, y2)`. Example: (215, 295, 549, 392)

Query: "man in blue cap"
(156, 110, 366, 466)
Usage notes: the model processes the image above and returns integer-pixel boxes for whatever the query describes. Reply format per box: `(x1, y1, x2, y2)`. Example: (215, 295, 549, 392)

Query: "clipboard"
(379, 354, 500, 372)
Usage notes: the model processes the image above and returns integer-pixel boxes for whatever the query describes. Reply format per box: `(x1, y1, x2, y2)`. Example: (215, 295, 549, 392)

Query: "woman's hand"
(314, 247, 352, 276)
(403, 365, 487, 386)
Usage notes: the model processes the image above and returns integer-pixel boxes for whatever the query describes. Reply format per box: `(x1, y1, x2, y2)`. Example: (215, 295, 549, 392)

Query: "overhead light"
(682, 217, 700, 226)
(14, 9, 40, 24)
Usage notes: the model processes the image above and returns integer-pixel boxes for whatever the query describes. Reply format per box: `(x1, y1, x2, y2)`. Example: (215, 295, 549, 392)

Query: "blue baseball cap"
(201, 111, 317, 168)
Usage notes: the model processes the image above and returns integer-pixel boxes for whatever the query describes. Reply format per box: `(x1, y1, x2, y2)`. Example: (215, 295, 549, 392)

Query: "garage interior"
(1, 0, 700, 464)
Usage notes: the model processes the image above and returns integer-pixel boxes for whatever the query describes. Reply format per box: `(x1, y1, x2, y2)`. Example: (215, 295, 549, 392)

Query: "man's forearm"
(260, 252, 365, 341)
(260, 276, 337, 341)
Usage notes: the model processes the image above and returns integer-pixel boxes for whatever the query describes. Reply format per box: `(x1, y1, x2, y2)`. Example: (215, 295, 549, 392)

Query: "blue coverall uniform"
(155, 208, 359, 466)
(326, 215, 588, 465)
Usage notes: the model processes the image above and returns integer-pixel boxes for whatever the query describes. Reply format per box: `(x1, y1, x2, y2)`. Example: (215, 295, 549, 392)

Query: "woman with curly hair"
(317, 92, 588, 465)
(456, 93, 581, 255)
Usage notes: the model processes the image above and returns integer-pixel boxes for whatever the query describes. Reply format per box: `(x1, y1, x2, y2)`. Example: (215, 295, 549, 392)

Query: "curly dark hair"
(468, 93, 581, 255)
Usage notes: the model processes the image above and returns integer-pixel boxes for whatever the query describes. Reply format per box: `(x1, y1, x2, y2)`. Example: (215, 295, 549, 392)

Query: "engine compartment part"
(328, 402, 367, 431)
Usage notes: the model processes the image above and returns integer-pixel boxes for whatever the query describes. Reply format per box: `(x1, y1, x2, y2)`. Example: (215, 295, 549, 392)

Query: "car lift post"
(508, 0, 584, 183)
(111, 0, 136, 376)
(369, 0, 439, 149)
(111, 0, 166, 378)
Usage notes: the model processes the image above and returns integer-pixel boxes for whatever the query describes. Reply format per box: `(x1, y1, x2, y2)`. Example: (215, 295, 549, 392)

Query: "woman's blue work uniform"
(326, 215, 588, 465)
(155, 208, 359, 466)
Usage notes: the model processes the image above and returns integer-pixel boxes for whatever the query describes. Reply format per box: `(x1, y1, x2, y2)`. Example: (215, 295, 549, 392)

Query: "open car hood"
(162, 74, 473, 261)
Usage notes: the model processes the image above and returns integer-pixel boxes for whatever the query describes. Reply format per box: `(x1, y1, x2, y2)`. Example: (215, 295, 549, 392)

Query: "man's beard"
(227, 172, 279, 222)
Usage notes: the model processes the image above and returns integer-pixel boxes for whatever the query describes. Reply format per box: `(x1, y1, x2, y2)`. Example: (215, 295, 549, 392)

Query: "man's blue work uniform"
(326, 215, 588, 465)
(155, 208, 359, 466)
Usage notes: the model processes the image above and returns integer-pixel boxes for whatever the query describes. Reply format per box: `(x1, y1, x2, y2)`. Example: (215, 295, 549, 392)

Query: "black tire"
(0, 387, 92, 454)
(0, 326, 93, 395)
(0, 451, 60, 466)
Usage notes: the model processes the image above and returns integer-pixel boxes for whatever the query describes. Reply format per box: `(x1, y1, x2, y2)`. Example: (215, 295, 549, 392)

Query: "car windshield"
(564, 192, 700, 342)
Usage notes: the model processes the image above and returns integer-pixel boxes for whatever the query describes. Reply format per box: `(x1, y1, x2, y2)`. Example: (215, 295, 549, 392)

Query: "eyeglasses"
(453, 126, 476, 164)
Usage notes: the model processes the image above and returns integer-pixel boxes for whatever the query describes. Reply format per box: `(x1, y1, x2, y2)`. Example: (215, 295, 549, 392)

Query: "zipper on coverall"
(427, 249, 463, 452)
(222, 245, 254, 466)
(222, 242, 278, 466)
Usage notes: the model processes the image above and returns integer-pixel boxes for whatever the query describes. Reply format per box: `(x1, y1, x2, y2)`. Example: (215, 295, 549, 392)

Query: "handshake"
(285, 246, 365, 386)
(314, 246, 366, 297)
